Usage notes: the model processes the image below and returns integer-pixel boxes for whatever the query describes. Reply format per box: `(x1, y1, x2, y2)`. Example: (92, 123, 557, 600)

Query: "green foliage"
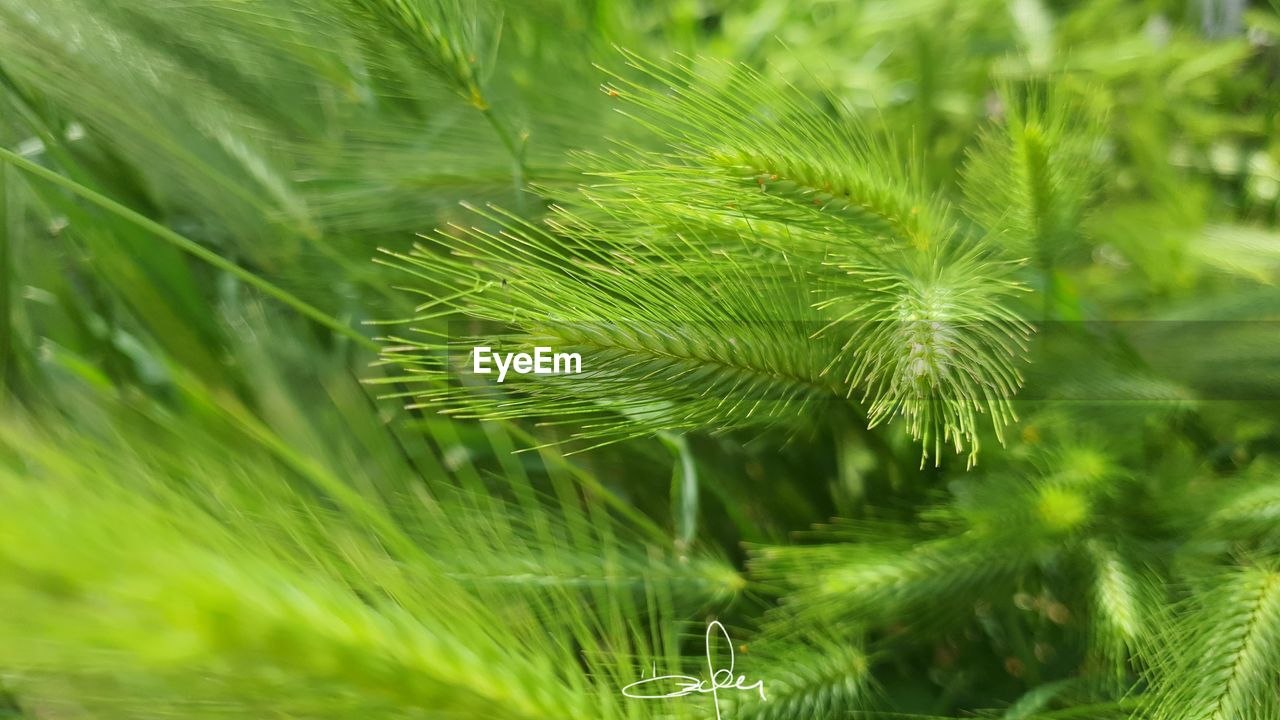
(378, 55, 1033, 463)
(1138, 559, 1280, 720)
(1, 1, 1280, 719)
(962, 83, 1107, 266)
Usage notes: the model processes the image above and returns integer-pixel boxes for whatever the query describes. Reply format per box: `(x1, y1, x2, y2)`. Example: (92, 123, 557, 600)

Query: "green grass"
(1, 1, 1279, 718)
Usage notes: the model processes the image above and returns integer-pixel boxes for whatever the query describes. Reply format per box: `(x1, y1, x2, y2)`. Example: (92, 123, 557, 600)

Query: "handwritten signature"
(621, 621, 766, 720)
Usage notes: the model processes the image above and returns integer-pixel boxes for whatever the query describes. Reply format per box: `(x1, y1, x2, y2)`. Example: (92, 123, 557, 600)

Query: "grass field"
(2, 1, 1280, 718)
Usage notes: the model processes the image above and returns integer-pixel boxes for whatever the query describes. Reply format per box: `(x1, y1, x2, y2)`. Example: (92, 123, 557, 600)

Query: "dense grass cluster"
(2, 1, 1280, 719)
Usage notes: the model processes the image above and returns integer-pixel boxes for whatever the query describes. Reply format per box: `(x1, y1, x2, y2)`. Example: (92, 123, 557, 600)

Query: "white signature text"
(620, 621, 766, 720)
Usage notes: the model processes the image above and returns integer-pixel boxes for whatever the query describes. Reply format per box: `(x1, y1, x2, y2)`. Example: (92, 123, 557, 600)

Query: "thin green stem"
(0, 145, 377, 352)
(502, 421, 671, 546)
(479, 105, 528, 213)
(0, 163, 12, 405)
